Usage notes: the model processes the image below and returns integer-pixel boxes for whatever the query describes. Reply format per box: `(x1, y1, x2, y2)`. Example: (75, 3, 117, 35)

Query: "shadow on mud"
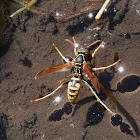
(0, 113, 8, 140)
(117, 75, 140, 93)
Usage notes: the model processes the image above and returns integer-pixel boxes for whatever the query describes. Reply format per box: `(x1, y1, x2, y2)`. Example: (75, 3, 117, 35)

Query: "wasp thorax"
(75, 54, 85, 64)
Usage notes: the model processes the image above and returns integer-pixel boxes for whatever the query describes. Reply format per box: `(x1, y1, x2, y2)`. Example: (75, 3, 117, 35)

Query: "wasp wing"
(84, 63, 100, 93)
(31, 74, 74, 103)
(55, 74, 74, 86)
(35, 62, 73, 79)
(97, 81, 117, 109)
(84, 63, 117, 109)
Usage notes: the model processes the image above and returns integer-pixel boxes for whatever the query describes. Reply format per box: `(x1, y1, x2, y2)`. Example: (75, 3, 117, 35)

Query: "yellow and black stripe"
(67, 54, 86, 104)
(67, 76, 80, 104)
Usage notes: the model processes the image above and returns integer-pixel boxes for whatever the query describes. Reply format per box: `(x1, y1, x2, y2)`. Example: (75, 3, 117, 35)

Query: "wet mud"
(0, 0, 140, 140)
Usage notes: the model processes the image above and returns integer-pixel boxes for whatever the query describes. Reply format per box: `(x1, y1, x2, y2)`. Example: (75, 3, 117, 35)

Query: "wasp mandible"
(31, 38, 120, 115)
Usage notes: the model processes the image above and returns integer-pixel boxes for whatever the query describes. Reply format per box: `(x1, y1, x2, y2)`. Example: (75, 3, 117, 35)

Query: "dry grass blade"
(10, 0, 40, 17)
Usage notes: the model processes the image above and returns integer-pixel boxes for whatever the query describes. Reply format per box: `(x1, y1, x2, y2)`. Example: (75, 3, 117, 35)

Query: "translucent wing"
(84, 63, 117, 109)
(31, 74, 74, 102)
(55, 74, 74, 86)
(35, 62, 73, 79)
(84, 63, 100, 93)
(98, 81, 117, 109)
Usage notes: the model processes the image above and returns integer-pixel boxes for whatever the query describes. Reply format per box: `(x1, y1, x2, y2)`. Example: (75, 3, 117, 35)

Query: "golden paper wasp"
(31, 37, 120, 116)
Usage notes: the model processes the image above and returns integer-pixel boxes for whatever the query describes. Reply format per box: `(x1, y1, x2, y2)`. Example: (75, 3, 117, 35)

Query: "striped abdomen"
(67, 76, 81, 104)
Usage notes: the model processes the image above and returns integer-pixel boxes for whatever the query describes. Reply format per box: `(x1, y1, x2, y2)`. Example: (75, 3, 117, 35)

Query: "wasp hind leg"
(82, 80, 115, 115)
(31, 83, 64, 102)
(31, 74, 74, 102)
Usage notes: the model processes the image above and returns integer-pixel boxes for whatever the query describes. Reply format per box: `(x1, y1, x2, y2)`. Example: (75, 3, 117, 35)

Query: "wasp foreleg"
(53, 44, 70, 63)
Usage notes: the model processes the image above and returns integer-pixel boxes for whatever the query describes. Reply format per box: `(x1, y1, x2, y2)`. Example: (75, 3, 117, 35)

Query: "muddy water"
(0, 0, 140, 140)
(0, 0, 10, 50)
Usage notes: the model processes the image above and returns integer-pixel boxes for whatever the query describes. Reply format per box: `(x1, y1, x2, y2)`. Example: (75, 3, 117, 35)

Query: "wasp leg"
(92, 60, 120, 71)
(53, 44, 70, 62)
(82, 80, 115, 115)
(91, 41, 104, 58)
(31, 83, 64, 102)
(32, 74, 74, 102)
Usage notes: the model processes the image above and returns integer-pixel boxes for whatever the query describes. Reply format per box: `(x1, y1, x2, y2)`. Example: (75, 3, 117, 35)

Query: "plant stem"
(95, 0, 111, 20)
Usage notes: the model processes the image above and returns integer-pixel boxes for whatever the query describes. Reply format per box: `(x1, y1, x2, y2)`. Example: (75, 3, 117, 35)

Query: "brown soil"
(0, 0, 140, 140)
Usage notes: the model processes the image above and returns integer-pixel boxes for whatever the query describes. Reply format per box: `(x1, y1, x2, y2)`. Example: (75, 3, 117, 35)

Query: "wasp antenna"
(85, 40, 101, 49)
(72, 37, 76, 44)
(65, 39, 74, 46)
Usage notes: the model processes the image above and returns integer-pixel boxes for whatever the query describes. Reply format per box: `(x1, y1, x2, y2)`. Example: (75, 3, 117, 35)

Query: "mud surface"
(0, 0, 140, 140)
(0, 0, 10, 49)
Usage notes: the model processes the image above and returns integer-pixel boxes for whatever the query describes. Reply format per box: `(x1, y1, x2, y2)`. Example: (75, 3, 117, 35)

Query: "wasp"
(31, 38, 120, 115)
